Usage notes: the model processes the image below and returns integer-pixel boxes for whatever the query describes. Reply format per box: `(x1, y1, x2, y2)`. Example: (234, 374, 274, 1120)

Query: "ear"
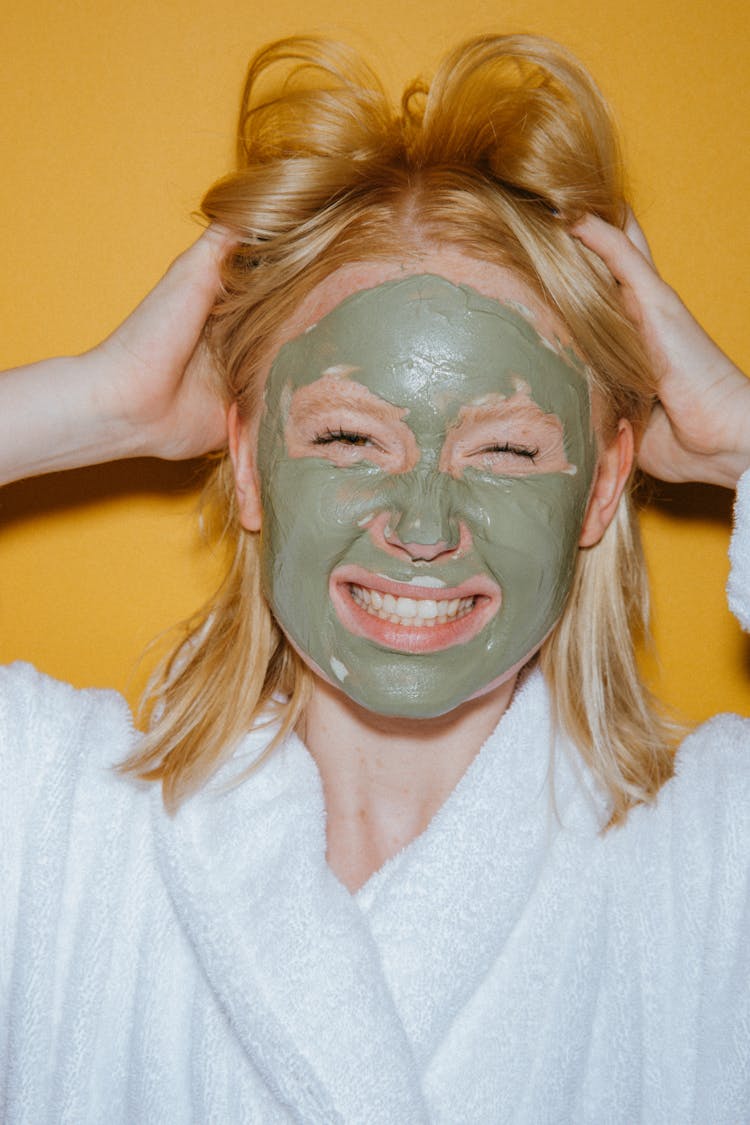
(227, 402, 263, 532)
(578, 419, 634, 548)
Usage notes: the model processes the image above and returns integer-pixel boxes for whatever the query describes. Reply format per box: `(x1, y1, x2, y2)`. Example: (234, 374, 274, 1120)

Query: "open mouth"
(349, 583, 476, 627)
(330, 565, 501, 653)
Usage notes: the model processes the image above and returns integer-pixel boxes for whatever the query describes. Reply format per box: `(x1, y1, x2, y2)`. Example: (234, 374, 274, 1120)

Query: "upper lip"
(330, 563, 501, 603)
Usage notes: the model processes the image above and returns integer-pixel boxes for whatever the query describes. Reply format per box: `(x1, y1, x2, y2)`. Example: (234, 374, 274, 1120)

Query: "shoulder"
(600, 713, 750, 969)
(620, 712, 750, 853)
(667, 711, 750, 823)
(0, 660, 129, 713)
(610, 712, 750, 917)
(0, 659, 135, 757)
(0, 661, 138, 818)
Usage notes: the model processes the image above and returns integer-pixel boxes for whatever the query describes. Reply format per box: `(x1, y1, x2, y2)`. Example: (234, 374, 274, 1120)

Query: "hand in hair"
(95, 225, 232, 460)
(0, 226, 231, 486)
(572, 212, 750, 489)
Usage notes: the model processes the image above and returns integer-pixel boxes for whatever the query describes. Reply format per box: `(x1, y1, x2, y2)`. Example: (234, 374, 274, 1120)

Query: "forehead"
(266, 273, 590, 427)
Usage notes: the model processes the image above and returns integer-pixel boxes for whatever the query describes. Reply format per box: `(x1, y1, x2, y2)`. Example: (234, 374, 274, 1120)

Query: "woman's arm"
(572, 213, 750, 489)
(0, 227, 231, 487)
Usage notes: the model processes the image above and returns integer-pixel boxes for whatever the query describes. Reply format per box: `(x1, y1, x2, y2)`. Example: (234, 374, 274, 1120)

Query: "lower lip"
(329, 580, 500, 654)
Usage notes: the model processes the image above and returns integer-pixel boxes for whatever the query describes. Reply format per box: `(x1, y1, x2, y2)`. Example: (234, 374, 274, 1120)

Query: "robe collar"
(153, 666, 605, 1118)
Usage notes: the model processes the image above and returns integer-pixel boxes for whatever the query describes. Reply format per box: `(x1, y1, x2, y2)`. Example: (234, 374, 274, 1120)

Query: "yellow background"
(1, 0, 748, 721)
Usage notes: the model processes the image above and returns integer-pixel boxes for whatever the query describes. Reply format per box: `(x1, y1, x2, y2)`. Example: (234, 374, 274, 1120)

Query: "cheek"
(464, 475, 588, 586)
(259, 460, 392, 579)
(461, 477, 588, 662)
(258, 460, 403, 672)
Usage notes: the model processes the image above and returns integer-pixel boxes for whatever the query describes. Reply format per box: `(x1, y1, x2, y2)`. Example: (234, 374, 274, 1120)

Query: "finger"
(196, 223, 238, 265)
(102, 230, 232, 372)
(570, 213, 662, 296)
(164, 225, 235, 302)
(623, 208, 657, 269)
(132, 226, 236, 328)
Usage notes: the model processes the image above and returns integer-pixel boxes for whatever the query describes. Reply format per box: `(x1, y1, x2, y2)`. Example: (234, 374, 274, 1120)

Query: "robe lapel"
(356, 669, 607, 1067)
(153, 733, 429, 1123)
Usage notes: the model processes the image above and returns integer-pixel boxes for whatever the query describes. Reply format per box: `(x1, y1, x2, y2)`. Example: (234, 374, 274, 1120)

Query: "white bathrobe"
(2, 479, 749, 1124)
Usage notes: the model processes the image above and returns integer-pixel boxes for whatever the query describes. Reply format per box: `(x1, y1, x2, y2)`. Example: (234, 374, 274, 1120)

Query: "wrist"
(76, 349, 154, 461)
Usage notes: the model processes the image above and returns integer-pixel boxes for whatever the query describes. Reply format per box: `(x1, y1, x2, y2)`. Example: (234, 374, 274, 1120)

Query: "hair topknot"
(206, 33, 625, 238)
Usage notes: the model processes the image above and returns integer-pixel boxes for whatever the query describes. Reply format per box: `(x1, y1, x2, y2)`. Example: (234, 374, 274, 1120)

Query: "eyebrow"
(448, 396, 564, 431)
(282, 373, 421, 471)
(439, 390, 573, 474)
(286, 374, 410, 431)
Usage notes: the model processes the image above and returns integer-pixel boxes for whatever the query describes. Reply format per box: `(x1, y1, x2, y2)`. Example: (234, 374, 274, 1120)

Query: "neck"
(298, 674, 520, 892)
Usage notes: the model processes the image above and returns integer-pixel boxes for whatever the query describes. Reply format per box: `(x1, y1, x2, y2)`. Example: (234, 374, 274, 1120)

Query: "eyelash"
(311, 432, 540, 463)
(482, 442, 539, 463)
(313, 428, 372, 447)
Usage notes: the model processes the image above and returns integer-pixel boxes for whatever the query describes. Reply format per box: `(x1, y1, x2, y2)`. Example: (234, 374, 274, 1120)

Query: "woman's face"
(236, 256, 601, 719)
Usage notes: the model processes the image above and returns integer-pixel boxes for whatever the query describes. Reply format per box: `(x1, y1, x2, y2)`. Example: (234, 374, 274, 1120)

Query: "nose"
(369, 472, 464, 562)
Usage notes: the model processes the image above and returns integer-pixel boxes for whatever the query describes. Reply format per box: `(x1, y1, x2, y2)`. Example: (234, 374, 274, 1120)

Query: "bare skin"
(572, 212, 750, 489)
(2, 219, 749, 891)
(439, 389, 574, 478)
(297, 676, 519, 891)
(285, 373, 421, 472)
(0, 227, 230, 485)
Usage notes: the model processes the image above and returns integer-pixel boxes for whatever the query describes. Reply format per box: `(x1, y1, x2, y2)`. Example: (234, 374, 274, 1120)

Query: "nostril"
(368, 513, 473, 561)
(382, 518, 451, 558)
(394, 539, 453, 562)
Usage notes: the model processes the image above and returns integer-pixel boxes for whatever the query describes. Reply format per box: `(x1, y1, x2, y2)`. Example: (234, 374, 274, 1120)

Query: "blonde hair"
(121, 33, 676, 821)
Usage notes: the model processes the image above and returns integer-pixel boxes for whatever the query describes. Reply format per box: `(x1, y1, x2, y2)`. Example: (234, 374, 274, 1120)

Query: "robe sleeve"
(0, 663, 134, 1033)
(727, 468, 750, 631)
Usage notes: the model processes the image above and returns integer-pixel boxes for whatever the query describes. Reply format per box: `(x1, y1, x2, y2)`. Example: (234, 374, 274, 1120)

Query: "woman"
(1, 34, 749, 1123)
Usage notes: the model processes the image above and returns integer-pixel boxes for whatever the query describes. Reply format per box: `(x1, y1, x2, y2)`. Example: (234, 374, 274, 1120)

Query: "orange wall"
(1, 0, 749, 721)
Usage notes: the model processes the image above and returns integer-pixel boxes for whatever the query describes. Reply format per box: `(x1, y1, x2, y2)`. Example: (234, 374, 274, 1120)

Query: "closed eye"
(477, 442, 539, 462)
(285, 375, 421, 473)
(439, 391, 573, 478)
(313, 428, 377, 448)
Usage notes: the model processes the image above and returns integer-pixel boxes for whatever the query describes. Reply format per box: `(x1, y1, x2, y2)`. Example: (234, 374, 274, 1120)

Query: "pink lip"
(329, 564, 501, 654)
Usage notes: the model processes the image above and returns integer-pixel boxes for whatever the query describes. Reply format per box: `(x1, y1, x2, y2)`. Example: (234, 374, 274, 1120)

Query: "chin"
(280, 618, 551, 723)
(310, 660, 536, 722)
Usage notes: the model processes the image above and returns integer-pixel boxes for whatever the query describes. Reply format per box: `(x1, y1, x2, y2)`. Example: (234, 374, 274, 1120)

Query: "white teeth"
(383, 593, 397, 615)
(395, 596, 417, 618)
(349, 584, 475, 627)
(417, 599, 438, 619)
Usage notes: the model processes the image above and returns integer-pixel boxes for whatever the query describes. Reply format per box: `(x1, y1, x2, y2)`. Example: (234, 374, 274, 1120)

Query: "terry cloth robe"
(2, 479, 750, 1124)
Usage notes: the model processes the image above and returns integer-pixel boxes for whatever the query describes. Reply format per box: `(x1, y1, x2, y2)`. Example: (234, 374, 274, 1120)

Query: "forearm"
(0, 230, 232, 488)
(0, 353, 145, 487)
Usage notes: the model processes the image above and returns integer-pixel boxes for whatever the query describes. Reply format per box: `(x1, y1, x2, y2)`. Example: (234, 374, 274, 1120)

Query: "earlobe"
(227, 403, 263, 532)
(578, 419, 634, 548)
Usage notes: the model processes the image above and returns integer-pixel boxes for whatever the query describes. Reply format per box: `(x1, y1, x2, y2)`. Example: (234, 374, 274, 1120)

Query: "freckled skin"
(256, 275, 597, 719)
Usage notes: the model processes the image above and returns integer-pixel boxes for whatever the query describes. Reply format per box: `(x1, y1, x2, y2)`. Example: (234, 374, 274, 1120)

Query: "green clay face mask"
(256, 275, 597, 718)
